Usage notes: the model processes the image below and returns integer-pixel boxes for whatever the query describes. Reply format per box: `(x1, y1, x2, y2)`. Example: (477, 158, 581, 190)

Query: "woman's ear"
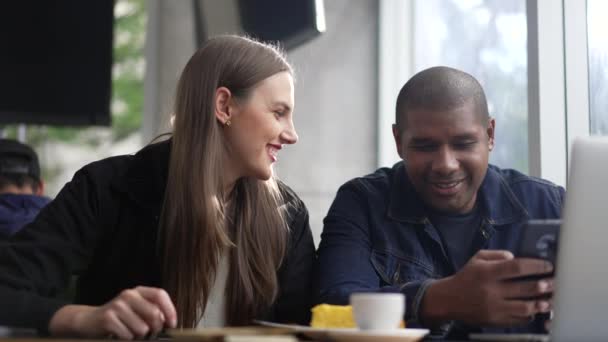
(215, 87, 233, 125)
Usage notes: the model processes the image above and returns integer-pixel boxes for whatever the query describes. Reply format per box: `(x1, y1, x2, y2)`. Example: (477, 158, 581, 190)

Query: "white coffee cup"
(350, 292, 405, 330)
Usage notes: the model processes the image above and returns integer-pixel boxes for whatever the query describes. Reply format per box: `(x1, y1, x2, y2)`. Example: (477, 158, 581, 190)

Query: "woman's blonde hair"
(160, 35, 293, 327)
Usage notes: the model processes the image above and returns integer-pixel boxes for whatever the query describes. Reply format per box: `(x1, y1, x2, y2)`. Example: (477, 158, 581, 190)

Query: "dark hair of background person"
(0, 139, 42, 193)
(0, 174, 41, 193)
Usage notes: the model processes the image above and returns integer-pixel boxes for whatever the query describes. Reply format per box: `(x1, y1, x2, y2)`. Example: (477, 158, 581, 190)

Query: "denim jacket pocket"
(370, 249, 437, 286)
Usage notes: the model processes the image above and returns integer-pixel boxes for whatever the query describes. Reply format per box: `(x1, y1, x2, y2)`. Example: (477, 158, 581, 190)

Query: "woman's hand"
(49, 286, 177, 339)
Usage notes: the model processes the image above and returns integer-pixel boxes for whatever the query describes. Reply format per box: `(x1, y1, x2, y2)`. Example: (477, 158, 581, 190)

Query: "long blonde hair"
(160, 35, 293, 327)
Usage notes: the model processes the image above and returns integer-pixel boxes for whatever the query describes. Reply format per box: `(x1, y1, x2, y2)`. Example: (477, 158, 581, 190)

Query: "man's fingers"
(502, 299, 551, 319)
(502, 279, 553, 299)
(474, 249, 514, 261)
(133, 286, 178, 328)
(502, 315, 536, 327)
(502, 300, 540, 318)
(493, 258, 553, 280)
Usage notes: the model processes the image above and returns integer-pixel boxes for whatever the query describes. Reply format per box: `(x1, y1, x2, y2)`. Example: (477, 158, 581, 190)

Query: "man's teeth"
(434, 181, 459, 189)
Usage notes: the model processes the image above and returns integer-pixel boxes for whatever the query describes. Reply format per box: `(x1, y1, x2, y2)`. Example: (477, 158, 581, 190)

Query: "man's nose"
(432, 146, 459, 174)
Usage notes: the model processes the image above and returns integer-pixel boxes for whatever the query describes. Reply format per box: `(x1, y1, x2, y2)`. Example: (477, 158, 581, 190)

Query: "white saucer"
(255, 321, 429, 342)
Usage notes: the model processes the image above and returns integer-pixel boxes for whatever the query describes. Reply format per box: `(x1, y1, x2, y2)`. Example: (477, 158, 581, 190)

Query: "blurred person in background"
(0, 138, 50, 238)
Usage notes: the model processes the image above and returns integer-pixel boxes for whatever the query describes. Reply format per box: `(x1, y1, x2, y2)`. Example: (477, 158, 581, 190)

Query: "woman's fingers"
(48, 287, 177, 339)
(110, 287, 175, 337)
(100, 310, 134, 340)
(112, 296, 159, 338)
(97, 287, 177, 339)
(133, 286, 178, 328)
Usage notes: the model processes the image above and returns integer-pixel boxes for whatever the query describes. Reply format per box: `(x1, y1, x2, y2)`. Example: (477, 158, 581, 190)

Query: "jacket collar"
(387, 162, 528, 226)
(111, 139, 171, 212)
(386, 162, 427, 224)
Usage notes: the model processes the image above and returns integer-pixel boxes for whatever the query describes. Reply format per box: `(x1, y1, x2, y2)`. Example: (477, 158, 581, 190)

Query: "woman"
(0, 35, 314, 339)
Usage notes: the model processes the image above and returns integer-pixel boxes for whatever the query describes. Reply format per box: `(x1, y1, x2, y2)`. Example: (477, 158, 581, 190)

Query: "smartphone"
(516, 219, 561, 265)
(509, 219, 561, 294)
(509, 219, 561, 312)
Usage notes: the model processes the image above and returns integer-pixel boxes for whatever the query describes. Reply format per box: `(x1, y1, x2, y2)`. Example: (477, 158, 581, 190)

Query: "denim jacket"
(316, 161, 564, 337)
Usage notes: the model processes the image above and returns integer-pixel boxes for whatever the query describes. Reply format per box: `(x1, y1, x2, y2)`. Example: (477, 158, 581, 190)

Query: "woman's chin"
(252, 168, 273, 181)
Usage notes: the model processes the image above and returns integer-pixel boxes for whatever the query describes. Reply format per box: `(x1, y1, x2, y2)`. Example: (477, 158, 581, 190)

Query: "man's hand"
(421, 250, 553, 327)
(48, 286, 178, 339)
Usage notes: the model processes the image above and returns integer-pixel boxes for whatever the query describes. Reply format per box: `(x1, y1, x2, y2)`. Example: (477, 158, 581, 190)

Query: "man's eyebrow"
(408, 137, 436, 145)
(451, 133, 478, 141)
(407, 134, 478, 145)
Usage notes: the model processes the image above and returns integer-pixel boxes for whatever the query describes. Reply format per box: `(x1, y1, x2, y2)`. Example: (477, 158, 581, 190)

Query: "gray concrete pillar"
(142, 0, 198, 143)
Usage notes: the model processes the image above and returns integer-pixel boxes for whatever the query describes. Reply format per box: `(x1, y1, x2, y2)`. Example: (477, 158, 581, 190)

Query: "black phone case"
(516, 219, 560, 264)
(509, 220, 561, 294)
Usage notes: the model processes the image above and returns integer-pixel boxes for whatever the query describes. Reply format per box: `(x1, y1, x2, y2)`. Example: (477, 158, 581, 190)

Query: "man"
(316, 67, 563, 338)
(0, 138, 50, 238)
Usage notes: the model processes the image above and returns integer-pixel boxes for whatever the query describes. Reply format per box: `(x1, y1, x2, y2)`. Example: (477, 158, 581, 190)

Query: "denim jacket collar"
(386, 163, 427, 224)
(387, 162, 528, 226)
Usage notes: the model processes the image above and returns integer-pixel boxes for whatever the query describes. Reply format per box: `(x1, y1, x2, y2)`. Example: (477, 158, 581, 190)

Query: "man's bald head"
(395, 66, 489, 131)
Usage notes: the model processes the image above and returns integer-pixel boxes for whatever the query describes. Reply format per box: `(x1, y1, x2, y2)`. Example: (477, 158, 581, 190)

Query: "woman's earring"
(225, 119, 232, 127)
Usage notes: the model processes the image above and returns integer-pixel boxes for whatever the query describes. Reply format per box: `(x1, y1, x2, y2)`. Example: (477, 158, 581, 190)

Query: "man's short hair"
(0, 139, 42, 192)
(395, 66, 490, 131)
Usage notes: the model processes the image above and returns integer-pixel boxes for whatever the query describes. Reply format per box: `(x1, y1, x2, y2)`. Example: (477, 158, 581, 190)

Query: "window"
(379, 0, 596, 186)
(587, 0, 608, 135)
(413, 0, 528, 172)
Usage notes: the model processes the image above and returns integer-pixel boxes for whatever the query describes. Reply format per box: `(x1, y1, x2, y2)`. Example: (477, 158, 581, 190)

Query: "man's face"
(393, 100, 495, 214)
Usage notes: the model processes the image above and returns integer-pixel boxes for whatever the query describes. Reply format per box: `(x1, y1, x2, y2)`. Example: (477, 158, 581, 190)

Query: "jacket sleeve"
(315, 183, 433, 327)
(0, 168, 104, 331)
(270, 202, 315, 325)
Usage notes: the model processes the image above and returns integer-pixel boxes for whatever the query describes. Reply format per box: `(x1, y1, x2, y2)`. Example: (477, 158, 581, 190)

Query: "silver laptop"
(550, 136, 608, 341)
(471, 137, 608, 342)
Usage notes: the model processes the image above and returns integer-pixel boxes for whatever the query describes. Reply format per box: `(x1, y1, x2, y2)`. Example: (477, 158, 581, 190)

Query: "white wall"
(276, 0, 379, 244)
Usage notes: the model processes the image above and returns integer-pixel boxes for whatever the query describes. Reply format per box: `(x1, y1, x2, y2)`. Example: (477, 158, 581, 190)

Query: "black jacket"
(0, 140, 315, 331)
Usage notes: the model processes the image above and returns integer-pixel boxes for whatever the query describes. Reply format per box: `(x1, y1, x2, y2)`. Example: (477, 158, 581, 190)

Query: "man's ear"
(392, 124, 405, 159)
(35, 180, 44, 196)
(214, 87, 233, 125)
(487, 117, 496, 151)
